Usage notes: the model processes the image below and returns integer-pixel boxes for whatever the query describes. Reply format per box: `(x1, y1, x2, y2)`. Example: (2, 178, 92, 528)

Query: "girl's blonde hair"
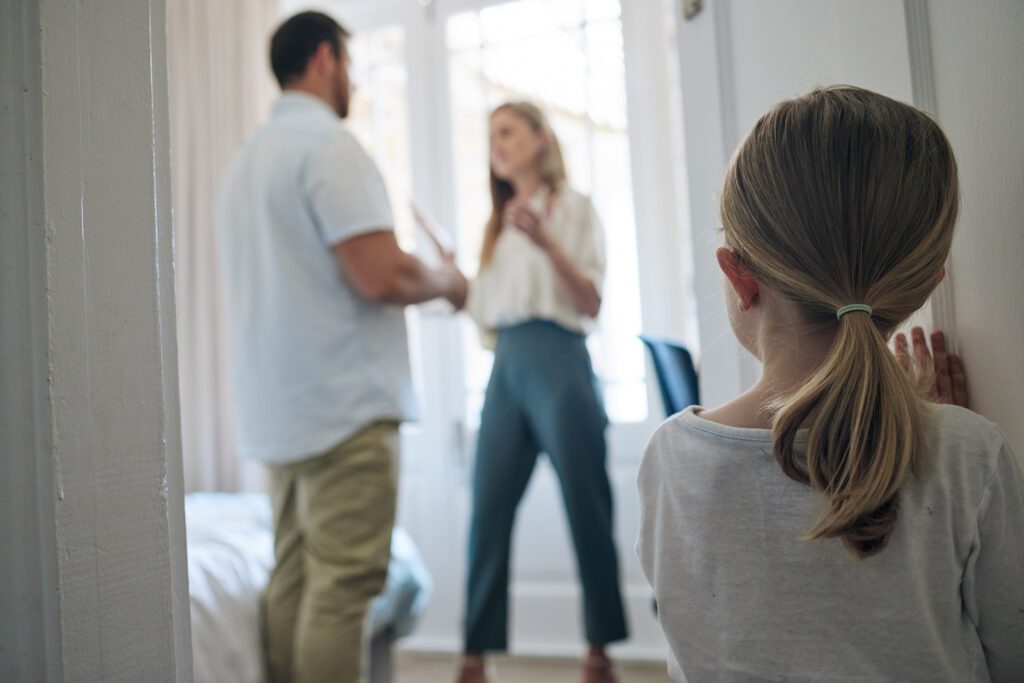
(480, 101, 567, 268)
(720, 86, 959, 558)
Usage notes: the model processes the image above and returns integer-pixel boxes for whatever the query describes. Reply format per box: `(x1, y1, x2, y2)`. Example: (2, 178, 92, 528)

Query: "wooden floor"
(395, 652, 669, 683)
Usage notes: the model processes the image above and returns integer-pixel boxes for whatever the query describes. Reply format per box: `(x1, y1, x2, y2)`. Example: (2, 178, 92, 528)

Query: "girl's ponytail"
(772, 311, 928, 557)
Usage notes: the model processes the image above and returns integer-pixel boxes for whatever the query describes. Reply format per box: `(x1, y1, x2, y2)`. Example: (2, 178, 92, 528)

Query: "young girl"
(637, 86, 1024, 681)
(454, 101, 628, 683)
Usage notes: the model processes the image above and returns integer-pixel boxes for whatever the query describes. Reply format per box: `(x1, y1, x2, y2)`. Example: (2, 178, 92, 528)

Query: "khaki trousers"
(265, 421, 399, 683)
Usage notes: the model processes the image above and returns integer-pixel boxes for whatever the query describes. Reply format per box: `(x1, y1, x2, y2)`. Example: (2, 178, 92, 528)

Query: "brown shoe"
(455, 655, 495, 683)
(581, 654, 619, 683)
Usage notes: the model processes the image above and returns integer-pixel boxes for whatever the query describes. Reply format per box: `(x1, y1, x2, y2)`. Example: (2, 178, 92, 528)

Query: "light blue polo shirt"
(216, 92, 416, 463)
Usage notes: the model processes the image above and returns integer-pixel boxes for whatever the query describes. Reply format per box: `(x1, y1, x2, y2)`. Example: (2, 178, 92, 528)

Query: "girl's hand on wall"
(893, 327, 969, 408)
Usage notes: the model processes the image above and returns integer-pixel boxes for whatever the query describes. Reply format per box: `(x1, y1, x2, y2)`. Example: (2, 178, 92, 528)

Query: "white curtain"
(167, 0, 279, 492)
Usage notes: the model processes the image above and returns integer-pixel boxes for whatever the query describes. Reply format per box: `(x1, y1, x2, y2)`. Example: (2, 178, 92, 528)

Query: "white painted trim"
(712, 0, 739, 157)
(672, 0, 747, 405)
(903, 0, 938, 116)
(903, 0, 957, 349)
(149, 1, 194, 676)
(1, 0, 62, 678)
(399, 637, 669, 663)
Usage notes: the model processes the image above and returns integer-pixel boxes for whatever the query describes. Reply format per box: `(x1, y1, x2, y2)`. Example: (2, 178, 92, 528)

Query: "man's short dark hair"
(269, 11, 351, 88)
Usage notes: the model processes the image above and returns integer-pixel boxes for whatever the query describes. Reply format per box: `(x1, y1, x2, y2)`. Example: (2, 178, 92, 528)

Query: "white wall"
(1, 1, 191, 679)
(927, 0, 1024, 455)
(727, 1, 913, 137)
(678, 0, 918, 401)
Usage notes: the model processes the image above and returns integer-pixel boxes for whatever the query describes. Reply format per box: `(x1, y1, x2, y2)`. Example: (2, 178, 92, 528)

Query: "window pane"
(585, 0, 621, 22)
(585, 20, 627, 128)
(347, 28, 414, 249)
(447, 12, 481, 51)
(480, 0, 585, 43)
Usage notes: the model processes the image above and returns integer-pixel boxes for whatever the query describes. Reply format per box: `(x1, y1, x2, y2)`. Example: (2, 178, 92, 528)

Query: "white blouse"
(466, 186, 606, 349)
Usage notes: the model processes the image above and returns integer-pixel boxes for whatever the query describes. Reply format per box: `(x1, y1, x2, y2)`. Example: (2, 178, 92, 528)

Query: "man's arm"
(332, 230, 467, 309)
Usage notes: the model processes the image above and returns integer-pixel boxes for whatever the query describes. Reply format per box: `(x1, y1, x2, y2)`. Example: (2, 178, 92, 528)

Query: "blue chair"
(639, 334, 700, 417)
(640, 334, 700, 616)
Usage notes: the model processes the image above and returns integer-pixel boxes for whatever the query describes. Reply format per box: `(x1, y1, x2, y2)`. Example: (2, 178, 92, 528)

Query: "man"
(216, 11, 467, 682)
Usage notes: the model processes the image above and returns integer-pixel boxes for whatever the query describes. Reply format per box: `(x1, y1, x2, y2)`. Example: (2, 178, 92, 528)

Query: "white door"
(285, 0, 690, 659)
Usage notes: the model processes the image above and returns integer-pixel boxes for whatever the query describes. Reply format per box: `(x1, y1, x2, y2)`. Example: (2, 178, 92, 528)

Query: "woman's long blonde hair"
(479, 101, 567, 268)
(720, 86, 959, 558)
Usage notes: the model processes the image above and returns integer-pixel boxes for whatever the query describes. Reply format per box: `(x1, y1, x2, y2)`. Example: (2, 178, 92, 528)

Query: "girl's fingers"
(929, 330, 948, 370)
(910, 326, 938, 399)
(894, 333, 911, 373)
(949, 355, 969, 408)
(911, 326, 931, 368)
(930, 331, 951, 402)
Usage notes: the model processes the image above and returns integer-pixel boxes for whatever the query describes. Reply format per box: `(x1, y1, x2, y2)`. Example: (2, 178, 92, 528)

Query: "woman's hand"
(506, 201, 552, 250)
(505, 194, 601, 318)
(409, 202, 467, 311)
(893, 327, 968, 408)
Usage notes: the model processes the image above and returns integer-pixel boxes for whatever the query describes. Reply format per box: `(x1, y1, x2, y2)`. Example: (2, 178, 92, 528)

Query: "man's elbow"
(354, 263, 418, 304)
(356, 279, 390, 302)
(356, 274, 403, 303)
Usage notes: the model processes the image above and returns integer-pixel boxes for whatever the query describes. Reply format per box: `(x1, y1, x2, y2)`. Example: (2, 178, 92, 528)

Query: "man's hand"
(333, 231, 467, 308)
(893, 327, 968, 408)
(441, 255, 468, 311)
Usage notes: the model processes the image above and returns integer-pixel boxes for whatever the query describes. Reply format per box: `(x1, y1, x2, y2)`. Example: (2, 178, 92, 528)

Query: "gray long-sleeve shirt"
(637, 404, 1024, 682)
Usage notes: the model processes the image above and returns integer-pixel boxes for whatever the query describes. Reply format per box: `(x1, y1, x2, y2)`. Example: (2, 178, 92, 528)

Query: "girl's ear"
(716, 247, 760, 310)
(934, 265, 947, 286)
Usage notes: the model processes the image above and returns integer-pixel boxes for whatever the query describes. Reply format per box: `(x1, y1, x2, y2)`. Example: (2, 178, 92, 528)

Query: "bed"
(185, 492, 431, 683)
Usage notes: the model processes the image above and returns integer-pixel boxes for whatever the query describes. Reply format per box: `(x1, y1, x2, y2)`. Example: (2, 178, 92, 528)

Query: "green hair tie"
(836, 304, 873, 320)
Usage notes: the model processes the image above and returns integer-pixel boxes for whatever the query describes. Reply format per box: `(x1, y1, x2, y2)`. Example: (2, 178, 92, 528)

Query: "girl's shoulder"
(640, 406, 777, 480)
(648, 406, 777, 449)
(924, 403, 1016, 492)
(928, 402, 1005, 447)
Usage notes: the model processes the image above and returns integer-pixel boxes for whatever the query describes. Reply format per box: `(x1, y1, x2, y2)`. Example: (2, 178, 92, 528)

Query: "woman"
(456, 102, 628, 683)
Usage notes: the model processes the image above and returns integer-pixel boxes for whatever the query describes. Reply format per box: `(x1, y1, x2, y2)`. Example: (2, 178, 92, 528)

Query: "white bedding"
(185, 492, 430, 683)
